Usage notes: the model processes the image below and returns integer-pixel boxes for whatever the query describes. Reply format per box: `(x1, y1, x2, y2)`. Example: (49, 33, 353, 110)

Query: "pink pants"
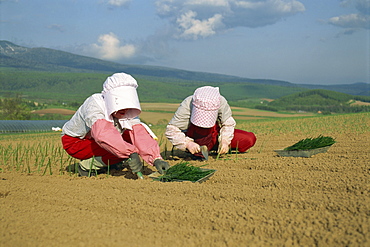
(186, 123, 256, 153)
(62, 124, 161, 166)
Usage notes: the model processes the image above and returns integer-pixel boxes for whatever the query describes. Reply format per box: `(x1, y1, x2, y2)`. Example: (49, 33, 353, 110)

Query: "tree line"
(0, 95, 70, 120)
(265, 89, 370, 114)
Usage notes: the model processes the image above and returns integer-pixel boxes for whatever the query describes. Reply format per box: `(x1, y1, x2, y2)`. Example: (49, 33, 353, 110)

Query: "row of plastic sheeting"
(0, 120, 67, 133)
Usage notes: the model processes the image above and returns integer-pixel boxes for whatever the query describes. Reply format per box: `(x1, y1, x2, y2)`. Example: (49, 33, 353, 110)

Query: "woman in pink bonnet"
(165, 86, 256, 159)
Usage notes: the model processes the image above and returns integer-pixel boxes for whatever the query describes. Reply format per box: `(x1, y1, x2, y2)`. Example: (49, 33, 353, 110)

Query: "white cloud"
(329, 13, 370, 29)
(329, 0, 370, 29)
(226, 0, 305, 28)
(107, 0, 131, 7)
(155, 0, 175, 16)
(155, 0, 305, 39)
(341, 0, 370, 14)
(176, 11, 224, 39)
(86, 33, 137, 61)
(186, 0, 229, 7)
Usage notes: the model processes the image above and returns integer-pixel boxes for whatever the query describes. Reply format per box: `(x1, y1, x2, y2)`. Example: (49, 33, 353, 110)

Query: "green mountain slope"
(268, 89, 370, 113)
(2, 40, 292, 85)
(300, 83, 370, 97)
(1, 40, 369, 96)
(0, 71, 306, 104)
(1, 41, 369, 119)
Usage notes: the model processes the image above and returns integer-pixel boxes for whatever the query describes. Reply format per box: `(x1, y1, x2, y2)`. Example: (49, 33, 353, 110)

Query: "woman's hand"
(218, 140, 229, 154)
(186, 142, 200, 154)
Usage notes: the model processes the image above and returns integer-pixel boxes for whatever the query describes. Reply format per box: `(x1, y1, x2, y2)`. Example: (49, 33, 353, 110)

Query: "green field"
(1, 112, 368, 175)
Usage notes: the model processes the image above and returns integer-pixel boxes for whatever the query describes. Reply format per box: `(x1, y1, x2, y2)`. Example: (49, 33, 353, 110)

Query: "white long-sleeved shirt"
(165, 95, 236, 151)
(62, 94, 106, 138)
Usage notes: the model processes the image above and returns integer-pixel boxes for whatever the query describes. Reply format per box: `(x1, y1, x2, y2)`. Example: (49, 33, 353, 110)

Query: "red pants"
(61, 124, 161, 166)
(62, 132, 132, 165)
(186, 123, 256, 153)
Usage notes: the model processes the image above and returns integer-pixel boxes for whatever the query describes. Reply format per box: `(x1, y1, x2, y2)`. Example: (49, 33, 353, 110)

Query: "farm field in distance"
(31, 102, 315, 125)
(0, 111, 369, 246)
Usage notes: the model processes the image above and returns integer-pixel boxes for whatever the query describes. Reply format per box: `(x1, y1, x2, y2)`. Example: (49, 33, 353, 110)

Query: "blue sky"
(1, 0, 369, 85)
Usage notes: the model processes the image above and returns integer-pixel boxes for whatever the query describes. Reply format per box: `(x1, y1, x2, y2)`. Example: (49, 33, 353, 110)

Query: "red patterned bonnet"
(190, 86, 221, 128)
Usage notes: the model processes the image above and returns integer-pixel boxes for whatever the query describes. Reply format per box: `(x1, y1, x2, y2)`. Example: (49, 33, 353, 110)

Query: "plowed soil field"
(0, 113, 369, 247)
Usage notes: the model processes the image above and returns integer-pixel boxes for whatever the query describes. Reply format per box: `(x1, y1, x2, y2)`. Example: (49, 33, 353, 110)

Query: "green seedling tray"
(274, 145, 332, 158)
(150, 168, 216, 183)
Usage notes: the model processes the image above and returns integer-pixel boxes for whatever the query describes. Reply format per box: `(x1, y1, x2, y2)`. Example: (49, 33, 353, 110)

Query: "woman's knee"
(233, 130, 256, 152)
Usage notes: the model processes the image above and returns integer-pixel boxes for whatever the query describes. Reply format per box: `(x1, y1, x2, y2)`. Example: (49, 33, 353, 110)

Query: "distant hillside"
(300, 83, 370, 97)
(0, 71, 305, 105)
(0, 40, 293, 85)
(266, 89, 370, 113)
(1, 40, 368, 97)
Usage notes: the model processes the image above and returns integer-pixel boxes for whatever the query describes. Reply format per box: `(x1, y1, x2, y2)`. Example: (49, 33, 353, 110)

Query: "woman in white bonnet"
(61, 72, 170, 177)
(165, 86, 256, 159)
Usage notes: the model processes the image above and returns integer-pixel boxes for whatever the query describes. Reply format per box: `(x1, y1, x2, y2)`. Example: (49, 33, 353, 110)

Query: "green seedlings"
(88, 156, 97, 177)
(216, 152, 221, 160)
(42, 158, 52, 176)
(284, 135, 336, 151)
(154, 161, 215, 182)
(106, 160, 110, 178)
(163, 141, 168, 160)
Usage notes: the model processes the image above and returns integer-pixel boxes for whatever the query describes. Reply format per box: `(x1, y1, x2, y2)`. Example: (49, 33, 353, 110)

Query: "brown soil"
(0, 126, 369, 246)
(32, 108, 76, 116)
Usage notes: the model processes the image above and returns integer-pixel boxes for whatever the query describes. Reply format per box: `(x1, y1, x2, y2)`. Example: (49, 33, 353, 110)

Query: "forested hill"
(1, 40, 369, 96)
(265, 89, 370, 113)
(0, 40, 292, 86)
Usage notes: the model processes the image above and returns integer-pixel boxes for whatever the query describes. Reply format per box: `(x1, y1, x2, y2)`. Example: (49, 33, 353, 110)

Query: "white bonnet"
(102, 73, 141, 119)
(102, 73, 138, 93)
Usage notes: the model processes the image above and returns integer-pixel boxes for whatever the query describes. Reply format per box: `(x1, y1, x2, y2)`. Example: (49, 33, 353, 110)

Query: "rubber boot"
(78, 156, 107, 177)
